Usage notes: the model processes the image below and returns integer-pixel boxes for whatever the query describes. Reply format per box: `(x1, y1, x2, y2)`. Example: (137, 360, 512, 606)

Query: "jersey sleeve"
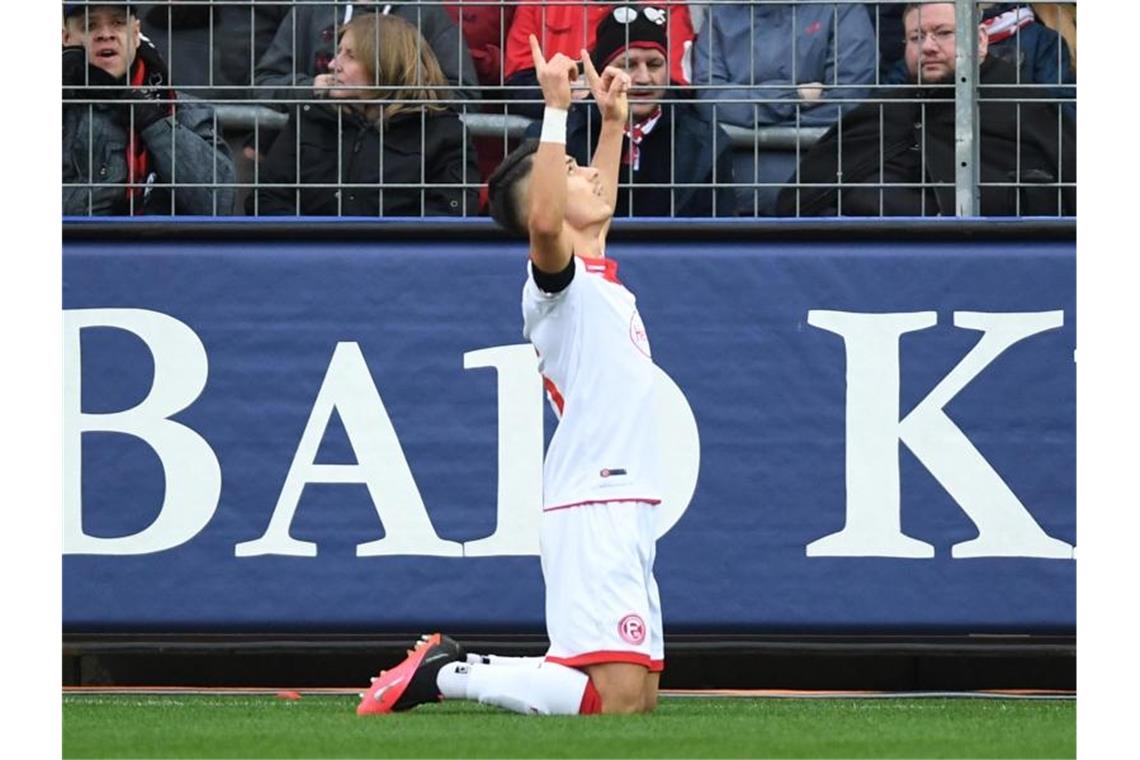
(522, 257, 585, 336)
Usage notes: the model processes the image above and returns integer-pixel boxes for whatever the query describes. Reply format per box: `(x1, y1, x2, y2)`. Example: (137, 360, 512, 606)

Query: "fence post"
(954, 0, 980, 216)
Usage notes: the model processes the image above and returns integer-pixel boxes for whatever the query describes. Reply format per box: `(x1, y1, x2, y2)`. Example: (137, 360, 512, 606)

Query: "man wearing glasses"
(776, 2, 1075, 218)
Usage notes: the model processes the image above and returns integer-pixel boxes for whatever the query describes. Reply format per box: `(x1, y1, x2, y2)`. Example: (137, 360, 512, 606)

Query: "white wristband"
(540, 107, 568, 144)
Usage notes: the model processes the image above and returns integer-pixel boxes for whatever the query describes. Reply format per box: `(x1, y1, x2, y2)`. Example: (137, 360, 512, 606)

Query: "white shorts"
(540, 499, 664, 673)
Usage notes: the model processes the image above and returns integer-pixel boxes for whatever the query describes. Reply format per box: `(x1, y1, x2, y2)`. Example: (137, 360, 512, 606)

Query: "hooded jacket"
(776, 56, 1076, 217)
(691, 3, 877, 128)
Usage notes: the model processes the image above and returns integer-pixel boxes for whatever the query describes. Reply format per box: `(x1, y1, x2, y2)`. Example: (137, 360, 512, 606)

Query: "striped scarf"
(124, 56, 151, 209)
(982, 6, 1036, 44)
(622, 107, 663, 171)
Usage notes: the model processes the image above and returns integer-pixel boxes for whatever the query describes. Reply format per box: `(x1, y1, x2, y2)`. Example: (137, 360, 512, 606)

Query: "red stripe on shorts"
(578, 678, 603, 714)
(542, 498, 661, 513)
(546, 650, 663, 671)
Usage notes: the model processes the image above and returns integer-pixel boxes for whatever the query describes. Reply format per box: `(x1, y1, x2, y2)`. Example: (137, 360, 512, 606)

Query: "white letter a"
(236, 343, 461, 557)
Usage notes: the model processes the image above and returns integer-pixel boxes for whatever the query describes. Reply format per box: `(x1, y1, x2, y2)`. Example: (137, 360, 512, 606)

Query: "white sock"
(465, 653, 546, 668)
(436, 661, 472, 699)
(436, 661, 591, 715)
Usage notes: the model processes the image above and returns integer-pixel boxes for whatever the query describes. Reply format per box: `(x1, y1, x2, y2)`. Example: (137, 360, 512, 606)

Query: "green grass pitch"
(63, 694, 1075, 758)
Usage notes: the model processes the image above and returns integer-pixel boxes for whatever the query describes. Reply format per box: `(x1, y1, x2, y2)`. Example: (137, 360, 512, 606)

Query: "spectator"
(443, 2, 516, 88)
(62, 2, 236, 215)
(527, 5, 735, 217)
(503, 2, 695, 119)
(255, 2, 480, 106)
(883, 3, 1076, 118)
(691, 2, 877, 215)
(776, 1, 1075, 217)
(136, 1, 291, 102)
(247, 13, 479, 216)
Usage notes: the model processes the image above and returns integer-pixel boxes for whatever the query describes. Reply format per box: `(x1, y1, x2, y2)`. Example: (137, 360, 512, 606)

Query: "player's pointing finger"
(529, 34, 547, 69)
(580, 48, 600, 88)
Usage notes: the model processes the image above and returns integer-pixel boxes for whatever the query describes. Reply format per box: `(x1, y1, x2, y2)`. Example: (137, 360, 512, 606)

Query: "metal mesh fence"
(60, 0, 1077, 218)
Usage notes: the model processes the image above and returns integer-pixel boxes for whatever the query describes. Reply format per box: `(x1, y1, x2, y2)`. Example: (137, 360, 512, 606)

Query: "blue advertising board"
(62, 221, 1075, 634)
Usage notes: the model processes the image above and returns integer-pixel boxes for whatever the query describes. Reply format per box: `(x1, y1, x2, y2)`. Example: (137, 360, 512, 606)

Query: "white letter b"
(63, 309, 221, 555)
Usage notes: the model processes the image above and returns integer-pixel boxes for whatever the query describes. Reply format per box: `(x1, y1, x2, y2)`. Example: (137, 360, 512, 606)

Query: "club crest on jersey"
(619, 614, 647, 645)
(629, 309, 651, 358)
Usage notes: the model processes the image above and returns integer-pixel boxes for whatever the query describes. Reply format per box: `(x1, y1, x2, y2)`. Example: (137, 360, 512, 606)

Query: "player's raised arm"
(581, 51, 630, 217)
(526, 35, 578, 275)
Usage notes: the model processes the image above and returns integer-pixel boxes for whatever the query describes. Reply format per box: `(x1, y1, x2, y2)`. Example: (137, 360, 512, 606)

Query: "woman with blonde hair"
(250, 13, 478, 216)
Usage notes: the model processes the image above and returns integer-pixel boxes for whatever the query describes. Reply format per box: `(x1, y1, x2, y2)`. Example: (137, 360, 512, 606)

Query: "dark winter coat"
(529, 96, 738, 217)
(62, 38, 236, 216)
(64, 96, 236, 216)
(776, 56, 1075, 217)
(248, 102, 479, 216)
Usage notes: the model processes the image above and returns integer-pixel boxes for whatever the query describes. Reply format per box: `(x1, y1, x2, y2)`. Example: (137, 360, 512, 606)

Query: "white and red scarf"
(982, 6, 1036, 44)
(622, 106, 664, 171)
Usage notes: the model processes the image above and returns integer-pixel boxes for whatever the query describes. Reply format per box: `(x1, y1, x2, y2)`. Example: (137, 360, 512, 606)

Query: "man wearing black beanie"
(527, 6, 737, 218)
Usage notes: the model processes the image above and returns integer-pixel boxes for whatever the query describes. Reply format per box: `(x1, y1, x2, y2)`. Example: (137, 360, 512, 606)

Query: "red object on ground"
(276, 690, 302, 700)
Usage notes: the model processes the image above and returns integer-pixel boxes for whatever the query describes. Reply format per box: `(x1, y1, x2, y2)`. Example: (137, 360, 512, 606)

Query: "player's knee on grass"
(586, 662, 652, 714)
(600, 686, 646, 714)
(642, 673, 660, 713)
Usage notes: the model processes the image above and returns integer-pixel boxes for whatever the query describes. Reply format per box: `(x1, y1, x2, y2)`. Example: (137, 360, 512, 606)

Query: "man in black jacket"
(527, 6, 737, 218)
(777, 2, 1075, 217)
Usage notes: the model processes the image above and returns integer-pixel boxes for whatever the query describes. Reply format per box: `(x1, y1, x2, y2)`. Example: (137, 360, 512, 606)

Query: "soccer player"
(358, 34, 665, 716)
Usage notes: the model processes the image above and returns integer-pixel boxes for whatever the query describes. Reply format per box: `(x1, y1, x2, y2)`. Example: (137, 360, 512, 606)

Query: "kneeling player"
(358, 34, 664, 716)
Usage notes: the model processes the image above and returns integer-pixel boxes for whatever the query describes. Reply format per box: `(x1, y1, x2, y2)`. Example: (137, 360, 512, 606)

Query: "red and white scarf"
(622, 107, 663, 171)
(124, 58, 152, 210)
(982, 6, 1035, 44)
(124, 40, 176, 212)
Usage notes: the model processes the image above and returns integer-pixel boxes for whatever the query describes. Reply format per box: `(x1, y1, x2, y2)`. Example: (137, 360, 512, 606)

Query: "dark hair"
(487, 139, 541, 237)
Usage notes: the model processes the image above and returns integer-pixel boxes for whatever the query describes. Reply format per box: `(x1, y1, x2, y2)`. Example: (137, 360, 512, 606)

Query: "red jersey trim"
(546, 651, 663, 672)
(541, 375, 565, 417)
(543, 497, 661, 513)
(577, 255, 621, 285)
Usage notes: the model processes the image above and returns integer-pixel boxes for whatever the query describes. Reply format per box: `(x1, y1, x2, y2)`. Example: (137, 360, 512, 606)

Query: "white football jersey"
(522, 255, 663, 510)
